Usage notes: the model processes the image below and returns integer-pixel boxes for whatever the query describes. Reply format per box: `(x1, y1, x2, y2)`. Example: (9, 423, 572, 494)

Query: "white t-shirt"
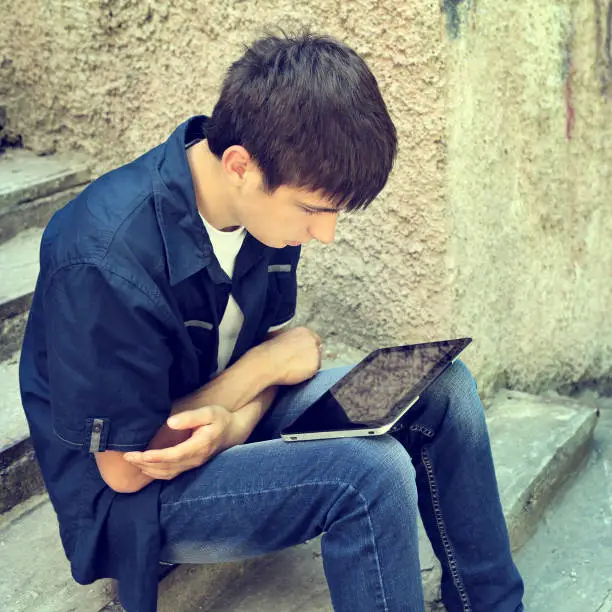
(200, 215, 291, 374)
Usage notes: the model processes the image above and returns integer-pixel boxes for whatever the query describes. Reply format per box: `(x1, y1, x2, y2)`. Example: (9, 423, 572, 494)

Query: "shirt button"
(92, 423, 102, 434)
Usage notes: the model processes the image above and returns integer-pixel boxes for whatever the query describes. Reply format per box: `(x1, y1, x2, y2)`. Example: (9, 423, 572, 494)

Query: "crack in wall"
(595, 588, 612, 611)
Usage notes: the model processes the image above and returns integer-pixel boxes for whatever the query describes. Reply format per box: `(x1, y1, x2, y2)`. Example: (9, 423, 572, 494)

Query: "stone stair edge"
(0, 227, 44, 365)
(0, 149, 91, 210)
(0, 311, 29, 363)
(0, 225, 43, 300)
(486, 388, 599, 552)
(0, 292, 34, 326)
(0, 353, 45, 514)
(0, 183, 86, 246)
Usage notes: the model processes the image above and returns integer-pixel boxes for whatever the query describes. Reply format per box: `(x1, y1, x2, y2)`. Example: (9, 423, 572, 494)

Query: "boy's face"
(221, 144, 340, 249)
(237, 177, 340, 249)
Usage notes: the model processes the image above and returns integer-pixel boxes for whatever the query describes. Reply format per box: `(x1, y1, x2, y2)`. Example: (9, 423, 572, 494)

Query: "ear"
(222, 145, 252, 185)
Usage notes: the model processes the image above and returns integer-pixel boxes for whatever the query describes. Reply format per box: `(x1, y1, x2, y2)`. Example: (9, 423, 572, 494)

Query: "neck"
(187, 140, 241, 232)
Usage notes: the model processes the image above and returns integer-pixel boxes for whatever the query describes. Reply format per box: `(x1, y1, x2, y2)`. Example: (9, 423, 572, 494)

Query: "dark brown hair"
(206, 29, 397, 212)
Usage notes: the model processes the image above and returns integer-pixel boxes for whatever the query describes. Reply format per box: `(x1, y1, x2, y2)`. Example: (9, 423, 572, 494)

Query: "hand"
(123, 405, 236, 480)
(259, 326, 323, 386)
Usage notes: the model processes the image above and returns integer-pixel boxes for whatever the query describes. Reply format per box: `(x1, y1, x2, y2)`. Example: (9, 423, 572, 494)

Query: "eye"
(301, 206, 319, 216)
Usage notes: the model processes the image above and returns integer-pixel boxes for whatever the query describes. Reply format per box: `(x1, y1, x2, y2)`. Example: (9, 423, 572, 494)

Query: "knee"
(334, 437, 418, 510)
(435, 360, 488, 442)
(432, 359, 478, 400)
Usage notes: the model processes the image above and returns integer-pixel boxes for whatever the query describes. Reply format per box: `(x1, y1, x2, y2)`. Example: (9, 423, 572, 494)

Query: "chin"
(272, 238, 296, 248)
(251, 231, 297, 249)
(259, 236, 286, 249)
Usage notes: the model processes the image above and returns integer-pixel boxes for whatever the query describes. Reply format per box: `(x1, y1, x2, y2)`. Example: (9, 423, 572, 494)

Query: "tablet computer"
(281, 337, 472, 442)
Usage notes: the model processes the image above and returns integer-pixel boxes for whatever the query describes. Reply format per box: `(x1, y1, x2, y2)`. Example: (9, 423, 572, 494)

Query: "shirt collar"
(153, 115, 271, 286)
(153, 116, 211, 286)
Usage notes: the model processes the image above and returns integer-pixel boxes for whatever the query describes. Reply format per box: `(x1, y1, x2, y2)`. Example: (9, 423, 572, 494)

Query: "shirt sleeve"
(43, 263, 174, 453)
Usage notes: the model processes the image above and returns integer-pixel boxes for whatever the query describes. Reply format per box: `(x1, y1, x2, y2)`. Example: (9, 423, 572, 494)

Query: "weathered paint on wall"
(1, 0, 610, 400)
(594, 0, 612, 96)
(444, 0, 612, 396)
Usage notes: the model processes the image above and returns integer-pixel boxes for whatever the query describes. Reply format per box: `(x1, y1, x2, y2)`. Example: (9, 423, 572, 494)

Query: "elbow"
(106, 476, 149, 494)
(94, 450, 152, 494)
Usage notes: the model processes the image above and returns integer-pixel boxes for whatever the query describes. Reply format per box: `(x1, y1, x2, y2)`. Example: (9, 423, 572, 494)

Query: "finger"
(167, 405, 223, 430)
(126, 456, 171, 470)
(128, 455, 201, 474)
(142, 455, 209, 479)
(138, 465, 169, 478)
(139, 465, 184, 480)
(125, 434, 212, 464)
(124, 451, 144, 463)
(142, 469, 176, 480)
(139, 453, 212, 479)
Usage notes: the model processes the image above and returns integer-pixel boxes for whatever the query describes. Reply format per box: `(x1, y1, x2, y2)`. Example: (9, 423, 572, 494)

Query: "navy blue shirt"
(19, 116, 300, 611)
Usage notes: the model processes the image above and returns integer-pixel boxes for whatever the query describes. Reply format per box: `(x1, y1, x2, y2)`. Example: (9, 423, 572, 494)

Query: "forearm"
(227, 385, 278, 446)
(148, 383, 278, 453)
(146, 343, 279, 452)
(98, 385, 278, 494)
(172, 343, 277, 418)
(97, 327, 317, 493)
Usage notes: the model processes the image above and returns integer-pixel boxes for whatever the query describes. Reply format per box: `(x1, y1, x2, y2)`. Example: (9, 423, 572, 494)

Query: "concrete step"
(0, 494, 116, 611)
(0, 227, 42, 317)
(0, 150, 90, 360)
(0, 227, 43, 362)
(0, 230, 44, 517)
(0, 152, 91, 513)
(0, 386, 599, 612)
(514, 393, 612, 612)
(0, 150, 90, 245)
(0, 352, 45, 514)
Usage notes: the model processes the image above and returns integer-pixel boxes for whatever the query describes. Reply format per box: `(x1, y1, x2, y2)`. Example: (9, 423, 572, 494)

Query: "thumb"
(167, 405, 218, 430)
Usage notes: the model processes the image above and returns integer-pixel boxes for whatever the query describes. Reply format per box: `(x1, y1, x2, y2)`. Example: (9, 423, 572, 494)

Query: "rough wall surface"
(444, 0, 612, 396)
(1, 0, 610, 398)
(0, 0, 452, 353)
(295, 1, 451, 352)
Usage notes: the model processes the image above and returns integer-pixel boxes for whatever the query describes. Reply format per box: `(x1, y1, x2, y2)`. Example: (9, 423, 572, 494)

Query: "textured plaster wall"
(0, 1, 452, 355)
(1, 0, 611, 398)
(444, 0, 612, 396)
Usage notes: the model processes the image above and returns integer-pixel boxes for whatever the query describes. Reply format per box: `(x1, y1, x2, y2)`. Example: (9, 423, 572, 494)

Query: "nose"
(309, 213, 338, 244)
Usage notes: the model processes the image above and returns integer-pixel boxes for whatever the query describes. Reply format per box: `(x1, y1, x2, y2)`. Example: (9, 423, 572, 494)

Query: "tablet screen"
(282, 338, 471, 434)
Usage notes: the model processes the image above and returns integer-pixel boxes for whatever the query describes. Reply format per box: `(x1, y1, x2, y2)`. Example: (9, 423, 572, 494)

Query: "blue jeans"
(159, 360, 524, 611)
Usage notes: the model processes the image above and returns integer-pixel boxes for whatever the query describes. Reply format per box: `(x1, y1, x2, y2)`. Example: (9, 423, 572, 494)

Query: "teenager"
(20, 31, 524, 611)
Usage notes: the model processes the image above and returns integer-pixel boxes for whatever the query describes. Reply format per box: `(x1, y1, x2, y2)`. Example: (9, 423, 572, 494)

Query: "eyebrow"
(297, 201, 339, 213)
